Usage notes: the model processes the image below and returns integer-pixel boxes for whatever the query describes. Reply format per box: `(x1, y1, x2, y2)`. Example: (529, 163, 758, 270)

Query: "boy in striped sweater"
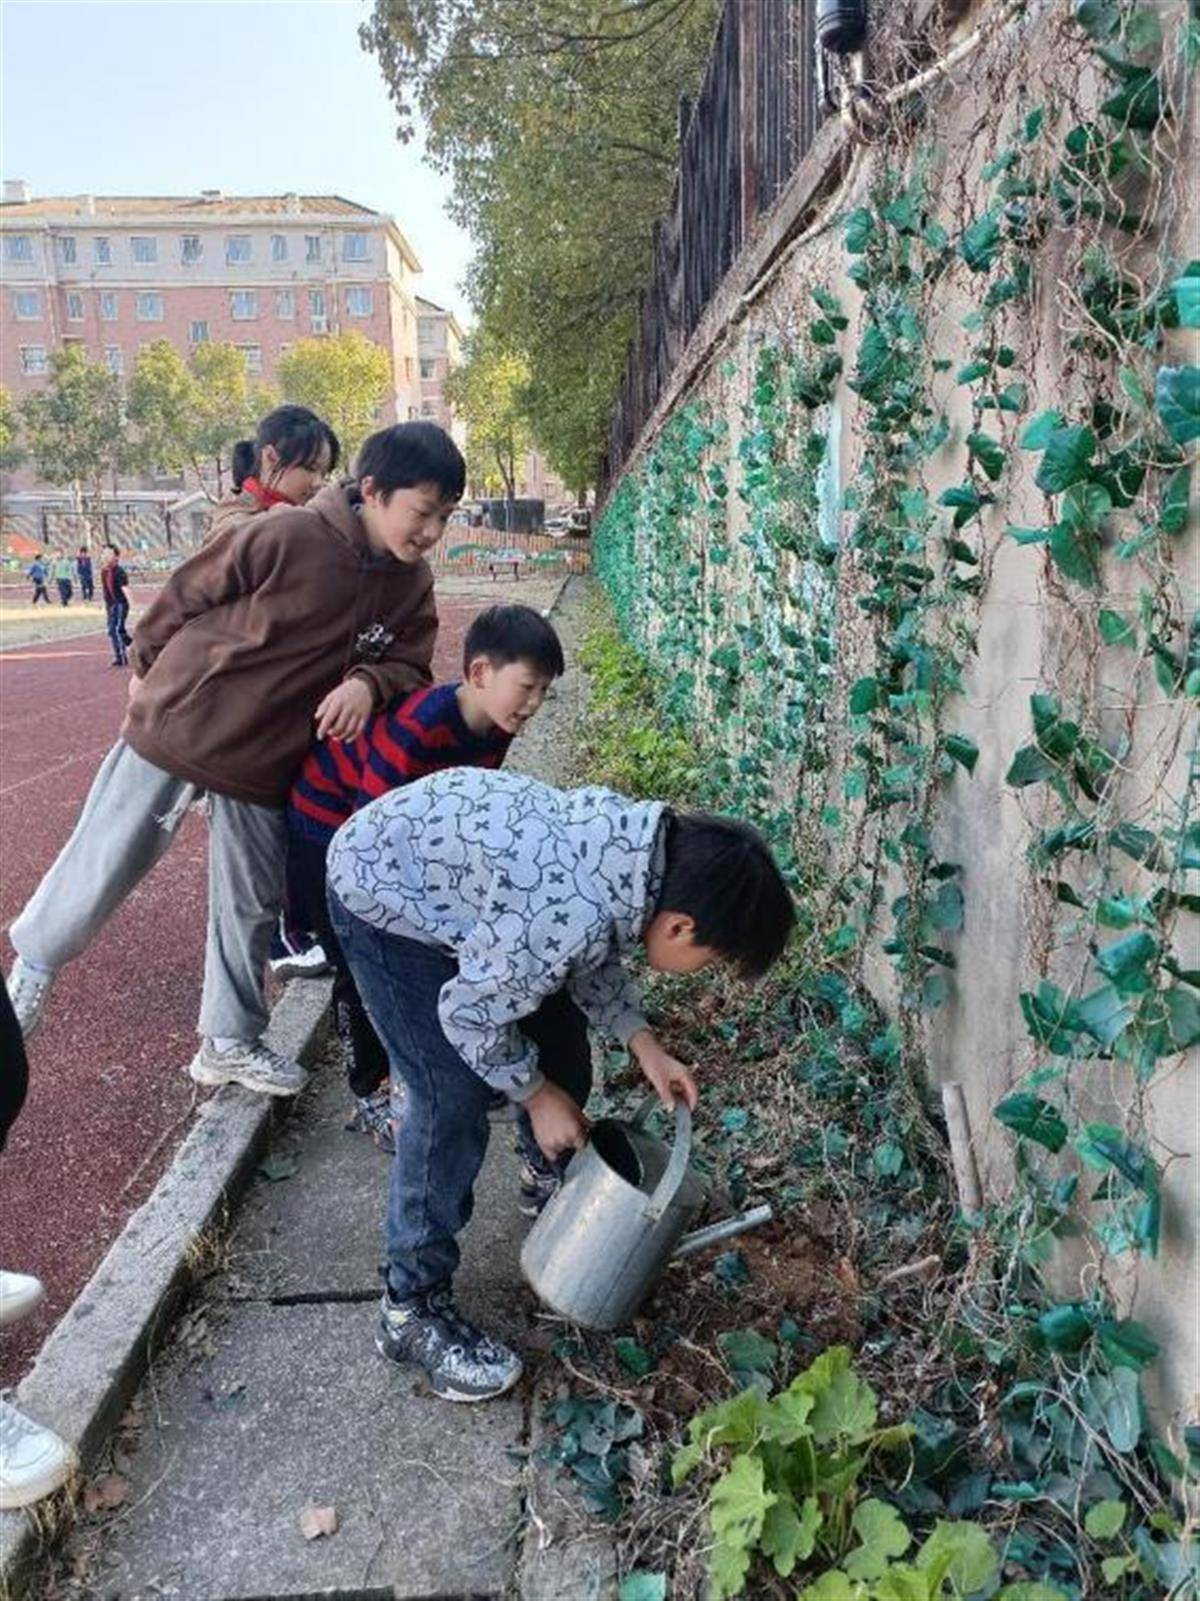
(285, 604, 564, 1147)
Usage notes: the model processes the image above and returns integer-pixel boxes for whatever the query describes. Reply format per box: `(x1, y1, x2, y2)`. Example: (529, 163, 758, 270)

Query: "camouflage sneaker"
(344, 1088, 396, 1155)
(517, 1151, 564, 1218)
(376, 1285, 523, 1402)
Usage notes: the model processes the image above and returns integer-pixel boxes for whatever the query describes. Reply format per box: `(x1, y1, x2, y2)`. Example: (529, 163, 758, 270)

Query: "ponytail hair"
(231, 405, 341, 492)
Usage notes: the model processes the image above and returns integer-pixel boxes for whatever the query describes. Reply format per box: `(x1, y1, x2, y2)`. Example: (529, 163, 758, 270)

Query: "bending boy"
(326, 768, 794, 1401)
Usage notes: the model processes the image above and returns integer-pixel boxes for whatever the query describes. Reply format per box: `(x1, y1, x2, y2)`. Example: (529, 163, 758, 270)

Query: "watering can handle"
(638, 1099, 693, 1223)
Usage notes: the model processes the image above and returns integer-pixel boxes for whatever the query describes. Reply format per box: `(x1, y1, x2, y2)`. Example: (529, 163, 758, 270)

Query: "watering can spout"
(672, 1203, 774, 1260)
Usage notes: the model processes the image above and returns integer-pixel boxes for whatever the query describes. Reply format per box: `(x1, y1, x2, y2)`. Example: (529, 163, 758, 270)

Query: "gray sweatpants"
(9, 741, 285, 1041)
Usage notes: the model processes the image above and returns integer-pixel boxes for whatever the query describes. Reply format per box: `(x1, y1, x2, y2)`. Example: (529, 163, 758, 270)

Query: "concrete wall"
(604, 0, 1198, 1426)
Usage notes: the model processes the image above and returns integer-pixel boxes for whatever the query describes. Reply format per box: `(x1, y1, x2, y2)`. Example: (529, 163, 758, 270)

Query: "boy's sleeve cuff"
(611, 1009, 649, 1048)
(503, 1068, 546, 1103)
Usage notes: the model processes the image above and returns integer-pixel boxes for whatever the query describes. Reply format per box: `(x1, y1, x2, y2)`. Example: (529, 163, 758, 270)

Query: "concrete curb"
(0, 979, 330, 1599)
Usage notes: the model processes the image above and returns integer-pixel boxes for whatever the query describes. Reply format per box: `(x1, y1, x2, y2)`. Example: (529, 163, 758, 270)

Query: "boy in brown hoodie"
(5, 422, 463, 1097)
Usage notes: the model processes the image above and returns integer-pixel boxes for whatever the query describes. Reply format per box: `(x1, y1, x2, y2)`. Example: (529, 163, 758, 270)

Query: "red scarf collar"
(242, 476, 294, 511)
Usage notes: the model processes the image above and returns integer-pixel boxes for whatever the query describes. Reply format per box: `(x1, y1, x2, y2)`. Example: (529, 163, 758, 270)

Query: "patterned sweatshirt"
(326, 767, 667, 1100)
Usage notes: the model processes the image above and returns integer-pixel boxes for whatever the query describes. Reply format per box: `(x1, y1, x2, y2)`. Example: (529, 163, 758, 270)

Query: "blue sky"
(1, 0, 474, 323)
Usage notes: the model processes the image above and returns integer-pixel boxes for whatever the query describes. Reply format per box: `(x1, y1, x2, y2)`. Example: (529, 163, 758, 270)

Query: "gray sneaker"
(188, 1039, 308, 1097)
(6, 958, 54, 1040)
(376, 1285, 523, 1402)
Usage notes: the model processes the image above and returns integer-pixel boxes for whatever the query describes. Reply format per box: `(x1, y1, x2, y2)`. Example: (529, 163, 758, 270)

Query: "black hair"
(104, 542, 120, 555)
(657, 812, 795, 979)
(231, 405, 340, 492)
(462, 605, 565, 680)
(355, 421, 466, 503)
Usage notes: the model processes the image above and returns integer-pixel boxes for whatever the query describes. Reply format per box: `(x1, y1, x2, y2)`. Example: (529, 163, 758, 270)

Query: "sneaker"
(344, 1088, 396, 1155)
(376, 1285, 523, 1402)
(517, 1152, 563, 1218)
(269, 942, 333, 981)
(6, 957, 54, 1040)
(188, 1038, 308, 1098)
(0, 1398, 74, 1510)
(0, 1271, 45, 1329)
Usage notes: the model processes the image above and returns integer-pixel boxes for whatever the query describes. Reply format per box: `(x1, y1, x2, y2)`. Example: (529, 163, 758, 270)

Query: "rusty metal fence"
(601, 0, 827, 497)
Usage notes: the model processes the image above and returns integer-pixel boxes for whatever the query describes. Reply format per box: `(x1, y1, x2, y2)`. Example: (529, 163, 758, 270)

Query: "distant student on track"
(26, 553, 49, 606)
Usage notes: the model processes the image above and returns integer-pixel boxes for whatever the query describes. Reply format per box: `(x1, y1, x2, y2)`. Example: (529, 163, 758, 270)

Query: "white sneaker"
(0, 1398, 74, 1509)
(188, 1038, 308, 1097)
(0, 1271, 45, 1329)
(6, 957, 54, 1040)
(269, 943, 332, 981)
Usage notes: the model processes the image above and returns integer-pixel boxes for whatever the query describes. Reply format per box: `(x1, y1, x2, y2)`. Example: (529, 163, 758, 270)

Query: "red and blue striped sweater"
(286, 682, 511, 848)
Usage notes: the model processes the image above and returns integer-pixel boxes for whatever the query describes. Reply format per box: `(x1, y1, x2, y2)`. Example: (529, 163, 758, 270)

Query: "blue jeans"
(106, 600, 129, 663)
(328, 891, 591, 1299)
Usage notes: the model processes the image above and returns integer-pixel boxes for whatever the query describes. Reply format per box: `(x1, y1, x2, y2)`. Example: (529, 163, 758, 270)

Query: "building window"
(100, 292, 118, 321)
(239, 344, 263, 375)
(187, 320, 208, 345)
(136, 292, 164, 321)
(66, 292, 85, 321)
(271, 234, 288, 262)
(345, 286, 373, 318)
(180, 234, 202, 264)
(421, 401, 436, 417)
(94, 236, 112, 265)
(5, 235, 34, 263)
(419, 358, 435, 380)
(226, 234, 252, 264)
(59, 236, 78, 265)
(104, 346, 123, 375)
(231, 290, 258, 321)
(275, 289, 295, 319)
(20, 346, 48, 374)
(309, 288, 327, 332)
(131, 236, 158, 264)
(305, 235, 321, 264)
(342, 232, 369, 262)
(13, 290, 41, 320)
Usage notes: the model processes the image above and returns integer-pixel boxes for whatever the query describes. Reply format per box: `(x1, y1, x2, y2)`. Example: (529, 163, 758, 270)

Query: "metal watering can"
(520, 1097, 772, 1331)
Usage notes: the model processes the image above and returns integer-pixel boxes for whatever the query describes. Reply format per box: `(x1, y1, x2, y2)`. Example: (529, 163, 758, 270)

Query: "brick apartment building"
(0, 181, 423, 422)
(416, 295, 465, 448)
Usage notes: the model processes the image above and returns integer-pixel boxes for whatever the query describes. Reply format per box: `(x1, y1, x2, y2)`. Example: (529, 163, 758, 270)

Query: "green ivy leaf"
(957, 359, 991, 384)
(1095, 930, 1158, 994)
(849, 676, 880, 715)
(1165, 984, 1200, 1050)
(1156, 365, 1200, 444)
(1020, 408, 1066, 449)
(1098, 608, 1137, 646)
(1100, 1555, 1139, 1584)
(844, 207, 875, 254)
(1075, 984, 1135, 1047)
(994, 1093, 1069, 1151)
(1038, 1302, 1094, 1352)
(1075, 1122, 1159, 1195)
(719, 1329, 779, 1377)
(1159, 463, 1191, 535)
(958, 211, 1003, 272)
(939, 482, 993, 529)
(1049, 521, 1101, 588)
(1060, 480, 1112, 530)
(1035, 425, 1096, 493)
(1100, 68, 1162, 130)
(618, 1575, 667, 1601)
(1007, 525, 1049, 545)
(967, 430, 1007, 481)
(844, 1499, 911, 1582)
(929, 879, 965, 932)
(1172, 260, 1200, 329)
(1097, 1318, 1160, 1370)
(942, 734, 978, 774)
(1075, 0, 1120, 38)
(1080, 1367, 1142, 1453)
(1006, 744, 1058, 785)
(613, 1337, 653, 1379)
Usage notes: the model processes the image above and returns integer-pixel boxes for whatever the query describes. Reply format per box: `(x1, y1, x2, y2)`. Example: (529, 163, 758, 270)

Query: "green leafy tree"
(278, 330, 392, 463)
(20, 346, 124, 542)
(360, 0, 719, 490)
(444, 329, 532, 519)
(126, 341, 202, 479)
(0, 384, 24, 472)
(189, 342, 264, 495)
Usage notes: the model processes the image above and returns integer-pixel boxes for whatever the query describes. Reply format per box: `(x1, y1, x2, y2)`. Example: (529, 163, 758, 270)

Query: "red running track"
(0, 601, 486, 1384)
